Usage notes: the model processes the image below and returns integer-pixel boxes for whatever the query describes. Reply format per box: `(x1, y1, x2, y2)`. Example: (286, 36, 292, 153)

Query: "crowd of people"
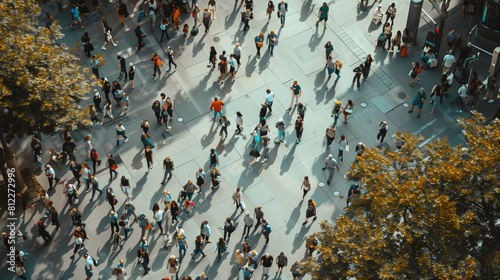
(7, 0, 498, 279)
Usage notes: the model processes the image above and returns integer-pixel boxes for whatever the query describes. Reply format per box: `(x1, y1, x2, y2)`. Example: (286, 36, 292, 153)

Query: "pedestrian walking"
(408, 87, 427, 118)
(191, 235, 207, 259)
(362, 54, 374, 80)
(273, 118, 285, 143)
(152, 100, 162, 124)
(297, 103, 307, 120)
(324, 41, 334, 64)
(384, 2, 396, 26)
(89, 175, 103, 201)
(37, 220, 52, 243)
(48, 205, 61, 230)
(172, 6, 181, 29)
(223, 217, 236, 241)
(451, 83, 468, 108)
(120, 176, 132, 199)
(115, 122, 129, 146)
(338, 135, 348, 164)
(101, 77, 111, 101)
(143, 146, 153, 172)
(254, 33, 265, 59)
(253, 205, 264, 230)
(93, 89, 102, 113)
(102, 27, 118, 50)
(195, 168, 207, 193)
(106, 187, 118, 212)
(258, 103, 268, 122)
(243, 211, 253, 238)
(333, 59, 343, 82)
(141, 120, 151, 139)
(81, 32, 92, 56)
(241, 9, 253, 34)
(260, 135, 271, 163)
(266, 30, 278, 57)
(235, 112, 244, 135)
(125, 199, 138, 223)
(70, 4, 84, 29)
(152, 53, 163, 78)
(377, 121, 388, 144)
(299, 176, 312, 200)
(175, 233, 188, 258)
(322, 154, 339, 185)
(409, 61, 422, 87)
(302, 199, 317, 225)
(484, 75, 497, 103)
(138, 214, 152, 239)
(166, 255, 180, 279)
(108, 154, 118, 182)
(444, 29, 458, 52)
(69, 232, 84, 259)
(161, 157, 175, 183)
(294, 116, 303, 144)
(147, 0, 157, 31)
(183, 180, 198, 201)
(200, 220, 212, 243)
(119, 214, 130, 240)
(288, 81, 302, 110)
(208, 148, 219, 169)
(202, 8, 212, 33)
(342, 100, 354, 123)
(63, 181, 79, 206)
(316, 2, 329, 28)
(235, 249, 245, 267)
(70, 208, 84, 227)
(232, 187, 244, 212)
(331, 100, 342, 127)
(112, 81, 123, 106)
(152, 203, 165, 235)
(109, 210, 120, 235)
(210, 167, 221, 189)
(207, 46, 217, 68)
(135, 25, 146, 50)
(167, 47, 178, 72)
(117, 0, 128, 26)
(347, 184, 361, 207)
(430, 85, 442, 113)
(260, 253, 273, 276)
(265, 1, 275, 23)
(88, 104, 100, 126)
(90, 56, 100, 78)
(170, 200, 179, 224)
(159, 17, 171, 43)
(291, 261, 303, 279)
(44, 164, 59, 190)
(261, 219, 271, 246)
(210, 97, 224, 121)
(352, 64, 364, 90)
(117, 56, 128, 81)
(228, 55, 238, 83)
(278, 1, 288, 27)
(218, 59, 227, 84)
(276, 252, 288, 273)
(442, 50, 456, 74)
(441, 71, 454, 99)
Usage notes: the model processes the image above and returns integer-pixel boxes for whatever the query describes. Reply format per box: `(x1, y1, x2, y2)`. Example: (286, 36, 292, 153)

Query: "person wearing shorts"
(316, 2, 329, 28)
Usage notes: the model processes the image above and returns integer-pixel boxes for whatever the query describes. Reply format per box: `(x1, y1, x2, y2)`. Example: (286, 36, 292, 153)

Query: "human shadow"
(258, 48, 271, 74)
(245, 54, 257, 77)
(279, 143, 296, 175)
(356, 0, 374, 21)
(300, 0, 315, 22)
(131, 149, 144, 170)
(308, 25, 326, 52)
(200, 120, 219, 148)
(291, 225, 309, 254)
(285, 200, 303, 234)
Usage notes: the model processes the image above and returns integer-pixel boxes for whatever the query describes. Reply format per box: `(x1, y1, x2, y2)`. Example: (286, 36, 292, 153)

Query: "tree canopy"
(303, 113, 500, 279)
(0, 0, 90, 141)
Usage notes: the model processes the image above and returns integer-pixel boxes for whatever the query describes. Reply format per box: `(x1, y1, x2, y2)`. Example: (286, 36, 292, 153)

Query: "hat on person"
(335, 100, 341, 104)
(245, 211, 250, 215)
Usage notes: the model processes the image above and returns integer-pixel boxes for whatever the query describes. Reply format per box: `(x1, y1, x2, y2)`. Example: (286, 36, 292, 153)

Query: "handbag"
(240, 200, 245, 210)
(249, 150, 260, 157)
(277, 11, 280, 18)
(345, 108, 353, 114)
(111, 164, 118, 170)
(78, 246, 88, 256)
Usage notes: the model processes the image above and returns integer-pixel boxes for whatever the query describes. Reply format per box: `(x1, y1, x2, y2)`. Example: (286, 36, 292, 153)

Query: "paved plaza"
(1, 0, 499, 279)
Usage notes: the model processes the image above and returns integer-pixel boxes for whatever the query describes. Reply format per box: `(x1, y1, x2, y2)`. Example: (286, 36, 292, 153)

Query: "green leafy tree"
(303, 114, 499, 279)
(0, 0, 91, 141)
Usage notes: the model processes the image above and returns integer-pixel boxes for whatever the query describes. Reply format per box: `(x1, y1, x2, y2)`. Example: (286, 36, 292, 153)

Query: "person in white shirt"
(451, 83, 467, 107)
(442, 50, 456, 74)
(228, 54, 238, 82)
(265, 89, 274, 112)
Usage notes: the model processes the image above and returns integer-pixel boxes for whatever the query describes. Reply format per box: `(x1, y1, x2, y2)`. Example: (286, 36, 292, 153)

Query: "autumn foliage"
(0, 0, 90, 140)
(303, 113, 500, 279)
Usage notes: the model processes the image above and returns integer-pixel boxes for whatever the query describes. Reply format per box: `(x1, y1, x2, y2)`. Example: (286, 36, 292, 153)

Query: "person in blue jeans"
(266, 31, 278, 57)
(278, 1, 288, 27)
(275, 118, 285, 143)
(177, 235, 188, 257)
(89, 175, 103, 201)
(191, 235, 207, 259)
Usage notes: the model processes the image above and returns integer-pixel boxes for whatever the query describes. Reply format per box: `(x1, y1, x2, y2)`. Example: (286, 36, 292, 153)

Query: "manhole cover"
(333, 191, 340, 196)
(403, 103, 410, 107)
(177, 117, 184, 122)
(343, 174, 347, 179)
(360, 102, 367, 108)
(398, 91, 408, 99)
(213, 37, 220, 42)
(319, 182, 325, 187)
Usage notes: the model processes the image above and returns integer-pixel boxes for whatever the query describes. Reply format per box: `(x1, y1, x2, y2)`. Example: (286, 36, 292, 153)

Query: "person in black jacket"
(117, 56, 128, 81)
(135, 25, 146, 50)
(38, 220, 52, 243)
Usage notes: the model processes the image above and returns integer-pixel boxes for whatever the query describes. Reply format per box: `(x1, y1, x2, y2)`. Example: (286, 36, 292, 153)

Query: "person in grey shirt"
(322, 154, 339, 185)
(243, 211, 254, 239)
(278, 1, 288, 27)
(253, 205, 264, 230)
(183, 180, 198, 201)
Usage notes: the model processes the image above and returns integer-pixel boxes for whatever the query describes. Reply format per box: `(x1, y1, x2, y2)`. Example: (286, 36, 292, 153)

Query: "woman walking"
(409, 62, 422, 87)
(153, 203, 165, 235)
(120, 92, 129, 116)
(108, 154, 118, 182)
(300, 176, 311, 200)
(81, 162, 92, 192)
(266, 1, 275, 23)
(210, 167, 221, 190)
(170, 200, 179, 225)
(430, 85, 442, 113)
(208, 0, 216, 19)
(215, 237, 227, 262)
(102, 99, 113, 123)
(90, 148, 101, 174)
(235, 111, 244, 135)
(119, 213, 130, 239)
(152, 100, 162, 124)
(196, 168, 206, 192)
(102, 26, 118, 51)
(408, 88, 427, 118)
(115, 122, 129, 146)
(363, 54, 373, 80)
(294, 116, 303, 144)
(144, 146, 153, 172)
(83, 134, 92, 160)
(203, 8, 212, 34)
(338, 135, 348, 164)
(342, 100, 354, 123)
(208, 46, 217, 68)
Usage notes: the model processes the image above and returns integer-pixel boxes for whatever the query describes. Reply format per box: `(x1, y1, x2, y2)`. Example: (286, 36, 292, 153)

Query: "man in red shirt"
(209, 97, 225, 122)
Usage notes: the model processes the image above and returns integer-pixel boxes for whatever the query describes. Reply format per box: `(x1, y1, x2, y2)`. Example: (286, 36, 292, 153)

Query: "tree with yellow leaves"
(303, 113, 499, 279)
(0, 0, 91, 141)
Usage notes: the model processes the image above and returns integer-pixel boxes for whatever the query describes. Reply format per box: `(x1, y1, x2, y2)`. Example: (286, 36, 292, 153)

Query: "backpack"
(225, 120, 231, 126)
(114, 90, 124, 99)
(400, 43, 408, 57)
(333, 103, 341, 114)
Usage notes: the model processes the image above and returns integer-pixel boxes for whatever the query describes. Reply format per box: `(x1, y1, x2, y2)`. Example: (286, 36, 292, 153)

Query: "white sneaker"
(101, 46, 106, 50)
(488, 99, 494, 103)
(120, 112, 125, 116)
(124, 138, 129, 143)
(113, 43, 117, 47)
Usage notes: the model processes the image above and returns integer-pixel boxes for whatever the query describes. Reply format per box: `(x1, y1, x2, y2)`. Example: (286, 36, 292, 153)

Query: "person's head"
(170, 255, 176, 260)
(210, 148, 215, 154)
(110, 210, 115, 216)
(260, 119, 267, 126)
(391, 2, 395, 7)
(348, 100, 353, 106)
(328, 154, 333, 159)
(259, 32, 264, 38)
(108, 154, 113, 159)
(37, 220, 43, 226)
(236, 187, 241, 192)
(359, 64, 363, 68)
(246, 8, 251, 13)
(323, 2, 327, 7)
(145, 146, 150, 152)
(45, 164, 51, 170)
(137, 24, 142, 29)
(328, 56, 332, 61)
(117, 121, 123, 126)
(297, 116, 302, 121)
(226, 217, 231, 223)
(117, 55, 122, 60)
(92, 55, 96, 61)
(141, 133, 147, 139)
(257, 205, 262, 210)
(341, 135, 346, 140)
(270, 30, 275, 36)
(451, 29, 455, 34)
(298, 103, 303, 108)
(420, 87, 425, 93)
(213, 96, 218, 101)
(329, 126, 335, 131)
(293, 80, 298, 86)
(382, 121, 387, 126)
(204, 219, 209, 224)
(261, 219, 267, 225)
(280, 252, 284, 256)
